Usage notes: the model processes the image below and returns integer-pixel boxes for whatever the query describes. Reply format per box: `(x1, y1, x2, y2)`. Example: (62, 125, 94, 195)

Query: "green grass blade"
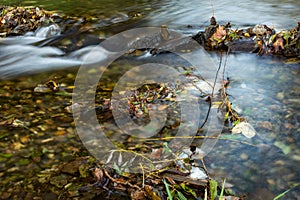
(163, 178, 173, 200)
(273, 188, 292, 200)
(219, 179, 226, 200)
(176, 191, 187, 200)
(273, 183, 300, 200)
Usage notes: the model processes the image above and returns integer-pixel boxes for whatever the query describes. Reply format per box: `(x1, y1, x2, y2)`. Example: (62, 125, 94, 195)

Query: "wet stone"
(50, 174, 69, 188)
(40, 192, 58, 200)
(240, 153, 249, 160)
(277, 92, 285, 100)
(60, 159, 84, 175)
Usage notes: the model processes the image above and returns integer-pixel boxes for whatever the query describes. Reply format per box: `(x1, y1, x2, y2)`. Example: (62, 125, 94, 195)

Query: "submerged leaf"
(232, 122, 256, 138)
(274, 141, 291, 155)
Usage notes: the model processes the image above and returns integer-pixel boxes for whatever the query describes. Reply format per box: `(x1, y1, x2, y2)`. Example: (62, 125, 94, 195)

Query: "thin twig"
(222, 48, 230, 88)
(210, 0, 215, 17)
(212, 51, 223, 96)
(220, 47, 240, 122)
(139, 135, 256, 147)
(140, 163, 145, 188)
(221, 48, 230, 107)
(200, 157, 209, 177)
(198, 51, 223, 129)
(103, 169, 141, 190)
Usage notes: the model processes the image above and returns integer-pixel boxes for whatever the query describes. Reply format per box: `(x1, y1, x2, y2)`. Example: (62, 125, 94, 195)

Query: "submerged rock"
(50, 174, 69, 188)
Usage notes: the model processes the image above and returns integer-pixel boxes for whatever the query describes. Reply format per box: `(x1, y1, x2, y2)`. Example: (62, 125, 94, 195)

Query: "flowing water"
(0, 0, 300, 199)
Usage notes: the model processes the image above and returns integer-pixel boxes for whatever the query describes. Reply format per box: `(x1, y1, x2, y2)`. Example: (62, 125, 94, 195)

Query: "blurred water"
(3, 0, 299, 29)
(206, 53, 300, 199)
(149, 0, 300, 29)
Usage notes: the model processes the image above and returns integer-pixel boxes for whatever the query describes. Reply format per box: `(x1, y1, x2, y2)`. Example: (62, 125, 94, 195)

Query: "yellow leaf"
(273, 37, 284, 52)
(244, 32, 250, 38)
(145, 185, 162, 200)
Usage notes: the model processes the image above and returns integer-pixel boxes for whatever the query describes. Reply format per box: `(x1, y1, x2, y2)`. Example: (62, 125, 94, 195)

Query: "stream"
(0, 0, 300, 199)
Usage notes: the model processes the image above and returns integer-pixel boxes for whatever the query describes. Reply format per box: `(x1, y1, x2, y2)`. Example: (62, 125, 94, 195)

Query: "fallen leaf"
(232, 122, 256, 138)
(284, 123, 294, 129)
(257, 121, 273, 130)
(11, 142, 25, 150)
(211, 25, 227, 42)
(55, 129, 66, 136)
(274, 141, 291, 155)
(20, 135, 30, 143)
(244, 32, 250, 38)
(273, 37, 284, 52)
(150, 148, 163, 160)
(145, 185, 162, 200)
(131, 189, 146, 200)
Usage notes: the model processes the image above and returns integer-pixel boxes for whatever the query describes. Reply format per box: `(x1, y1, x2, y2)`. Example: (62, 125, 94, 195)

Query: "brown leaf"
(257, 121, 273, 131)
(284, 123, 294, 129)
(131, 189, 146, 200)
(20, 135, 31, 144)
(149, 178, 161, 185)
(150, 148, 163, 160)
(273, 37, 284, 52)
(211, 25, 227, 42)
(93, 167, 104, 182)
